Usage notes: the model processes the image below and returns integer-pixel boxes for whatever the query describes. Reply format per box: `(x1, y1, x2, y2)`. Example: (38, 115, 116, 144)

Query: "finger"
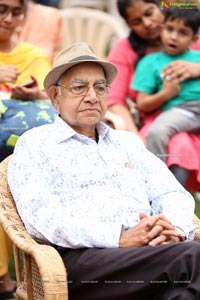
(160, 236, 180, 245)
(156, 220, 176, 230)
(163, 70, 181, 81)
(147, 225, 163, 240)
(148, 235, 167, 247)
(162, 62, 184, 78)
(11, 88, 25, 99)
(161, 229, 180, 238)
(139, 212, 149, 220)
(146, 214, 172, 228)
(176, 72, 190, 83)
(146, 215, 160, 228)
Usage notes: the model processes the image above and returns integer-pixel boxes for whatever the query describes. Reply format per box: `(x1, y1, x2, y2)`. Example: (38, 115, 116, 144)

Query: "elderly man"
(8, 42, 200, 300)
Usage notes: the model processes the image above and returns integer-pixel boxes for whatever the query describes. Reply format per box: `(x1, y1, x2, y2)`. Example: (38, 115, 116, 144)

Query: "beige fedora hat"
(44, 42, 118, 90)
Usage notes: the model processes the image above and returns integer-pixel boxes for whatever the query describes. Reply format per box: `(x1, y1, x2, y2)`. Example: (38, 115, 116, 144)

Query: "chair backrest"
(59, 0, 107, 10)
(59, 7, 127, 60)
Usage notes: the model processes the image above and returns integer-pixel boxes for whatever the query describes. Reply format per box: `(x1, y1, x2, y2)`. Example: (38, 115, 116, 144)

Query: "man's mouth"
(80, 108, 100, 113)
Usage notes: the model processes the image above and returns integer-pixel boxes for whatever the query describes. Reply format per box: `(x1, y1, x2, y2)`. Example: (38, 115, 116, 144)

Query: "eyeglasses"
(56, 82, 111, 97)
(0, 4, 25, 20)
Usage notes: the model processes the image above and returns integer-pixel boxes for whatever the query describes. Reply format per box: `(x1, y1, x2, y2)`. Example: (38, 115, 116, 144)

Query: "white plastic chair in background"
(59, 0, 108, 10)
(59, 7, 127, 60)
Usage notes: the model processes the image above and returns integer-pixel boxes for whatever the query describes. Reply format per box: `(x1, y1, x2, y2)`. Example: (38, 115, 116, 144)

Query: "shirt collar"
(53, 115, 110, 143)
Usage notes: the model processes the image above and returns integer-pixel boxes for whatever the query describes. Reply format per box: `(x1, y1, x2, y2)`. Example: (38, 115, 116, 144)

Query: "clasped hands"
(160, 60, 200, 103)
(161, 60, 200, 83)
(119, 212, 181, 248)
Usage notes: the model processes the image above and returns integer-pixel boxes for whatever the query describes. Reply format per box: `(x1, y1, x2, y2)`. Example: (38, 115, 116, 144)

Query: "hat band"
(69, 55, 98, 63)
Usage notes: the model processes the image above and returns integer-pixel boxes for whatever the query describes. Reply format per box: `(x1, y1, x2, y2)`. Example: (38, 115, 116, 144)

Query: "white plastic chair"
(59, 0, 107, 11)
(59, 7, 127, 60)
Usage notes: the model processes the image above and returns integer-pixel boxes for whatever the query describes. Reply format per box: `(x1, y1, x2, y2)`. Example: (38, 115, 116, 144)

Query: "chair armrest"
(0, 156, 68, 299)
(193, 214, 200, 242)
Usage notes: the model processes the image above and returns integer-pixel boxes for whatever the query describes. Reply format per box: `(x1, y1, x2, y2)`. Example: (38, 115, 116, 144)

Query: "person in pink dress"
(107, 0, 200, 191)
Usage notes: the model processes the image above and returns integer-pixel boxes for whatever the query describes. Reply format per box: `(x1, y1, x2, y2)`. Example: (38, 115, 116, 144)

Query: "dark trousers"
(56, 241, 200, 300)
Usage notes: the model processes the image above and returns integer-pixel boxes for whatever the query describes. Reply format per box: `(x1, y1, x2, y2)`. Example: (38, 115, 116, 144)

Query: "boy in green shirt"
(132, 7, 200, 163)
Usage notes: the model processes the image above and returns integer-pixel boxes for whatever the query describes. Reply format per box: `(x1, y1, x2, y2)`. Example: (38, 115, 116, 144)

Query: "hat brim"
(44, 59, 118, 91)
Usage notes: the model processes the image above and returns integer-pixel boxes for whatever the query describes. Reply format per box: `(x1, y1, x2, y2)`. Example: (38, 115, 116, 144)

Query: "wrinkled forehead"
(59, 62, 106, 83)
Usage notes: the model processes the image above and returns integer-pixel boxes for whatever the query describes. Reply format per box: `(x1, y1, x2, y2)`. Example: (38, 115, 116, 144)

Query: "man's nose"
(84, 86, 99, 101)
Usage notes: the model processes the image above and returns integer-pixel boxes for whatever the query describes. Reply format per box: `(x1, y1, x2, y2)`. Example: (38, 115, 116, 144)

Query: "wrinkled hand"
(161, 60, 200, 83)
(0, 65, 20, 84)
(119, 212, 180, 248)
(11, 76, 40, 100)
(146, 215, 180, 247)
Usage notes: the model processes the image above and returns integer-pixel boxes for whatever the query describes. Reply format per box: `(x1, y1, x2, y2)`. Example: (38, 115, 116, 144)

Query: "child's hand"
(162, 78, 181, 99)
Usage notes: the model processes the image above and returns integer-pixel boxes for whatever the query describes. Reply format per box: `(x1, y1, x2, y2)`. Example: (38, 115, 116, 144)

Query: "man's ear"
(48, 86, 60, 111)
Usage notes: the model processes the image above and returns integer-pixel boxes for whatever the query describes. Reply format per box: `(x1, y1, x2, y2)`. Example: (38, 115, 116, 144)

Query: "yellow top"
(0, 42, 52, 91)
(19, 2, 62, 61)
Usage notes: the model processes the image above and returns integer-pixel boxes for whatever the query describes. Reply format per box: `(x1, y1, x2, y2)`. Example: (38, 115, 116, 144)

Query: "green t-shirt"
(132, 49, 200, 111)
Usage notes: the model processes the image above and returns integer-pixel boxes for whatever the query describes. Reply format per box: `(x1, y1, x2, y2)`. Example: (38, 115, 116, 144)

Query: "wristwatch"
(175, 226, 187, 242)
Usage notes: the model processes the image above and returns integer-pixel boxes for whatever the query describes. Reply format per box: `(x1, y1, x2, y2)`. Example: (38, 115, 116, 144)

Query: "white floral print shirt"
(8, 116, 195, 248)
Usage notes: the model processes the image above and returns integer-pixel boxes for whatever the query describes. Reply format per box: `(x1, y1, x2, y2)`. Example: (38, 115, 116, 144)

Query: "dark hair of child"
(164, 7, 200, 35)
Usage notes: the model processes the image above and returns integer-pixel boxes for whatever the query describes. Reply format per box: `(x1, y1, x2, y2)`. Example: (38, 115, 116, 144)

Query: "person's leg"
(146, 108, 200, 163)
(154, 287, 195, 300)
(169, 165, 190, 186)
(57, 241, 200, 300)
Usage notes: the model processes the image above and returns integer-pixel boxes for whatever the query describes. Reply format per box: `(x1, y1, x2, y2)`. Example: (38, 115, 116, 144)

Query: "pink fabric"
(18, 3, 62, 61)
(107, 37, 200, 191)
(107, 38, 137, 107)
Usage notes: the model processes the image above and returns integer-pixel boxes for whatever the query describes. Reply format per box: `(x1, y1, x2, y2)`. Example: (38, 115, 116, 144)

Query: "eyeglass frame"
(0, 4, 25, 20)
(56, 81, 111, 97)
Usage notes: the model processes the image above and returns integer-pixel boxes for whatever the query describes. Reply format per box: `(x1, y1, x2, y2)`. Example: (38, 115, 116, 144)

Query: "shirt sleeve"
(8, 134, 123, 248)
(125, 136, 195, 239)
(131, 55, 158, 94)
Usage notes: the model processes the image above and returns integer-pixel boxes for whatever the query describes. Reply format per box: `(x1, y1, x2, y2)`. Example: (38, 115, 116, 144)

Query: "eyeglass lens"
(0, 4, 25, 19)
(58, 83, 110, 96)
(71, 84, 109, 96)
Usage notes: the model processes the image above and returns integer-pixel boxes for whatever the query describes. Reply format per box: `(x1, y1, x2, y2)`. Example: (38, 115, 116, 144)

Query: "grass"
(195, 199, 200, 218)
(9, 254, 16, 280)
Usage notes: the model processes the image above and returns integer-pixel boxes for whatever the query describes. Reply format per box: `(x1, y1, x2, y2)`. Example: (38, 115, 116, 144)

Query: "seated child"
(132, 7, 200, 162)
